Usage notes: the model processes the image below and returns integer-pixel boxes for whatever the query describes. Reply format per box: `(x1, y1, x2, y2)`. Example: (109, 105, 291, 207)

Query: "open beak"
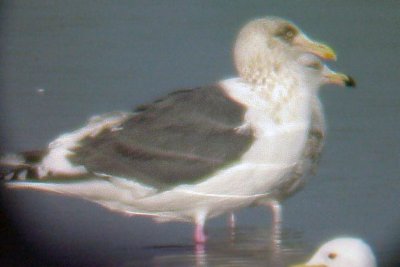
(324, 69, 356, 87)
(293, 34, 337, 61)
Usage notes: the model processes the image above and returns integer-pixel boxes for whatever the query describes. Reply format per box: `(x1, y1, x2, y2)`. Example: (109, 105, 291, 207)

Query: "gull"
(291, 237, 377, 267)
(228, 56, 354, 241)
(1, 17, 349, 243)
(251, 56, 354, 228)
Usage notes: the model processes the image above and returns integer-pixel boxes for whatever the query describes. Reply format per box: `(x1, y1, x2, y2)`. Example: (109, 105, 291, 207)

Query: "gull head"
(292, 237, 377, 267)
(299, 54, 356, 91)
(233, 17, 337, 86)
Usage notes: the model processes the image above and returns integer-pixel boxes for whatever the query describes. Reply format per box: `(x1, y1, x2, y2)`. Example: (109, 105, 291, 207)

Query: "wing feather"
(69, 85, 254, 189)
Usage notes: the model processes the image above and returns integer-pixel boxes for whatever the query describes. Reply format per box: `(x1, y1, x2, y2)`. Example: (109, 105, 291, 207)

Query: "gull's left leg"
(228, 212, 236, 242)
(194, 212, 207, 244)
(268, 200, 282, 226)
(194, 224, 207, 244)
(267, 200, 283, 248)
(267, 200, 284, 266)
(228, 212, 236, 229)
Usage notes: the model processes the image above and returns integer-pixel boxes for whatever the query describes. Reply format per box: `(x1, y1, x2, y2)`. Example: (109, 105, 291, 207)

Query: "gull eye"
(276, 24, 298, 43)
(285, 29, 294, 40)
(307, 61, 322, 70)
(328, 252, 337, 259)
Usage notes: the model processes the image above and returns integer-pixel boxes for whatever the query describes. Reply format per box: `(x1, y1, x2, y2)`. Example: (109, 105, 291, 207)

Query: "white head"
(292, 237, 377, 267)
(233, 17, 337, 87)
(299, 54, 355, 91)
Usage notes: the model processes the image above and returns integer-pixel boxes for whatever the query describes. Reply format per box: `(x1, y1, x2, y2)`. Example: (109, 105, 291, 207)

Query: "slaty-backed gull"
(252, 57, 355, 226)
(291, 237, 377, 267)
(228, 55, 354, 233)
(1, 17, 352, 243)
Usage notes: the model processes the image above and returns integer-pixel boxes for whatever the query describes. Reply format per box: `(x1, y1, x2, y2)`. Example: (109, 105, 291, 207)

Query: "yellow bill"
(294, 34, 337, 61)
(324, 70, 356, 87)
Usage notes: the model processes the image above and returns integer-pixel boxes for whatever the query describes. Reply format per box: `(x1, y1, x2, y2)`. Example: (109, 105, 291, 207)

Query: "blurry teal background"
(1, 1, 399, 266)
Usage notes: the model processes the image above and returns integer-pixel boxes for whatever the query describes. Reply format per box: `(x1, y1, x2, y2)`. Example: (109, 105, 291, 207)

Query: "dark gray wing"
(69, 85, 254, 190)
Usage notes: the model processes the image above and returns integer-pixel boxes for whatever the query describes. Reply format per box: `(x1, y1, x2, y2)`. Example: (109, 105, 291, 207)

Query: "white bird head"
(233, 17, 337, 86)
(291, 237, 377, 267)
(299, 54, 355, 90)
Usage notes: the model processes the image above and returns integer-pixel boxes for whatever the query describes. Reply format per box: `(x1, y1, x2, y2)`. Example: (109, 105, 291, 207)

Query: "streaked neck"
(220, 75, 312, 125)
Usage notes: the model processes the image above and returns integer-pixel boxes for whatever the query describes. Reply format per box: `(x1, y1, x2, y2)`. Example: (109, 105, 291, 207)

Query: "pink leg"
(268, 200, 282, 248)
(268, 200, 282, 225)
(194, 222, 207, 244)
(228, 212, 236, 229)
(194, 211, 207, 244)
(228, 212, 236, 242)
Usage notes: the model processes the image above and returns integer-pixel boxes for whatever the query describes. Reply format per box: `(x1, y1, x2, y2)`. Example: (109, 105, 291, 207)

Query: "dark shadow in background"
(0, 2, 25, 265)
(0, 2, 46, 265)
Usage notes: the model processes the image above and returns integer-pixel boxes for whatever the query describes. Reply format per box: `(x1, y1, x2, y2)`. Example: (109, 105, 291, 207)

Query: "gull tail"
(0, 150, 46, 181)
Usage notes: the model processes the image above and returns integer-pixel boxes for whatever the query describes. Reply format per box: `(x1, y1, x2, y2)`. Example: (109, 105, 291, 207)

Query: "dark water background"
(1, 1, 399, 266)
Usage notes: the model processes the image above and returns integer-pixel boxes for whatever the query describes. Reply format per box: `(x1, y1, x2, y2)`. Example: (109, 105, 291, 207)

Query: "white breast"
(174, 78, 312, 198)
(221, 77, 311, 165)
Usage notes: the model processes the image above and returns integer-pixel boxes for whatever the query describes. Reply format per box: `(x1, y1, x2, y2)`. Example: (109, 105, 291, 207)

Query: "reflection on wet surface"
(122, 226, 305, 267)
